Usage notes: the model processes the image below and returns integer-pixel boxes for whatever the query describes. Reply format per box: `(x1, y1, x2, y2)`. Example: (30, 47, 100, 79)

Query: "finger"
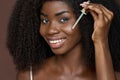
(80, 3, 103, 19)
(98, 5, 110, 22)
(100, 4, 113, 16)
(87, 4, 104, 21)
(89, 10, 98, 21)
(99, 4, 114, 21)
(96, 4, 114, 25)
(80, 1, 90, 8)
(80, 3, 113, 25)
(87, 3, 113, 21)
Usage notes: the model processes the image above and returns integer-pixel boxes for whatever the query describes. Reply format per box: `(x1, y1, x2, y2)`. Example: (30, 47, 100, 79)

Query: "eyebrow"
(55, 11, 70, 16)
(40, 12, 47, 17)
(40, 10, 70, 17)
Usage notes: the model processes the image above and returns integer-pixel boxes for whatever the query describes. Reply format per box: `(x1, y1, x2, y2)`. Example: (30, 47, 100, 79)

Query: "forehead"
(41, 1, 73, 13)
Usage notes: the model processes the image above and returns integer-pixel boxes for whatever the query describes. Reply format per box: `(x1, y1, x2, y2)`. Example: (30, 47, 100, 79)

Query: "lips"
(47, 38, 66, 49)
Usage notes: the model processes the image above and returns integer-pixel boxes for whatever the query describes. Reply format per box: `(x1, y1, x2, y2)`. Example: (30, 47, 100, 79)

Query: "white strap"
(30, 66, 33, 80)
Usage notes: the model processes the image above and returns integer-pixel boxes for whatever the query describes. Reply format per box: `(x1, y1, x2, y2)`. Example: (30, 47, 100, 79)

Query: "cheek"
(61, 17, 78, 34)
(61, 23, 74, 35)
(63, 23, 81, 42)
(61, 23, 80, 36)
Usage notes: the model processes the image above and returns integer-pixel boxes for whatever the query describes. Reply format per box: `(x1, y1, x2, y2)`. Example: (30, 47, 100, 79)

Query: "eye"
(41, 18, 49, 24)
(60, 17, 69, 23)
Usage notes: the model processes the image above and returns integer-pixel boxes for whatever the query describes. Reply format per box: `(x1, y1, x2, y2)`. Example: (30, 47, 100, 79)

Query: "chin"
(51, 48, 67, 55)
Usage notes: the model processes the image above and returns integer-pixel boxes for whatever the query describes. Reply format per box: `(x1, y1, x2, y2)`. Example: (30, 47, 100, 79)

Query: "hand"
(80, 2, 114, 42)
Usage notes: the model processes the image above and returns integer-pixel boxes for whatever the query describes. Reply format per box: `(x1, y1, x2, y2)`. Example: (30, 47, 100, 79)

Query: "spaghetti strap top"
(30, 66, 33, 80)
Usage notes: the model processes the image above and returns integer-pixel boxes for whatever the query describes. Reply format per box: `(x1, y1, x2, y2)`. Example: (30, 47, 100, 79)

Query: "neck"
(55, 44, 87, 73)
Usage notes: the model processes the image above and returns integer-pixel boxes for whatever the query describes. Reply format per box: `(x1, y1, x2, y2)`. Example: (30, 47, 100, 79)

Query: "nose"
(47, 21, 60, 35)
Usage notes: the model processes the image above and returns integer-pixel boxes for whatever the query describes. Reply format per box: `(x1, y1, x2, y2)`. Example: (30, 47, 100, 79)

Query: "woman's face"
(40, 1, 82, 55)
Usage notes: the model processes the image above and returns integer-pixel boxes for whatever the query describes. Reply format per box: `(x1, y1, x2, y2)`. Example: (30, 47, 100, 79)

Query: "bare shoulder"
(34, 56, 62, 80)
(34, 68, 48, 80)
(17, 57, 60, 80)
(17, 69, 48, 80)
(115, 71, 120, 80)
(17, 70, 30, 80)
(17, 68, 48, 80)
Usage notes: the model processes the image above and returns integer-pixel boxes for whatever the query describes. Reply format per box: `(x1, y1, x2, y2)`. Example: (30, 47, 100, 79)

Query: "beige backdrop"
(0, 0, 16, 80)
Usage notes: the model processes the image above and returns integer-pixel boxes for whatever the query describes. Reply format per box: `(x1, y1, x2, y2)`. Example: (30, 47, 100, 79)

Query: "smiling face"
(40, 1, 82, 55)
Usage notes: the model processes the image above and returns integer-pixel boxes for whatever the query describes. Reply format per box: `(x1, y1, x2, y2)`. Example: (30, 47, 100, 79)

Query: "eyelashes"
(41, 18, 49, 24)
(40, 17, 70, 24)
(60, 17, 70, 23)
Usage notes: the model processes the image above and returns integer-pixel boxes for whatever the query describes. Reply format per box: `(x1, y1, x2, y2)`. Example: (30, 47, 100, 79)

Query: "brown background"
(0, 0, 16, 80)
(0, 0, 119, 80)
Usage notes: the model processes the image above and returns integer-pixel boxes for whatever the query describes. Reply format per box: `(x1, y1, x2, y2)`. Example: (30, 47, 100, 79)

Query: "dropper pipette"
(71, 0, 90, 29)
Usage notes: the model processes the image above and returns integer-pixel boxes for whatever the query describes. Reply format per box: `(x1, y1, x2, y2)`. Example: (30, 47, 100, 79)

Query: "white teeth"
(49, 39, 62, 44)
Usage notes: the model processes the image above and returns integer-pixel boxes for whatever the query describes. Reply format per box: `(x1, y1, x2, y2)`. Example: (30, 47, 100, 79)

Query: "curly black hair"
(7, 0, 120, 71)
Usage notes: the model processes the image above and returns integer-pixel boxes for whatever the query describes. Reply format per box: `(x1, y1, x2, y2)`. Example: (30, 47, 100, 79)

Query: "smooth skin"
(17, 1, 120, 80)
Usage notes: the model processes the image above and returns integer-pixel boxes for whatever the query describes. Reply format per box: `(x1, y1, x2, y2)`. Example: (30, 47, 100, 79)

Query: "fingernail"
(80, 3, 86, 7)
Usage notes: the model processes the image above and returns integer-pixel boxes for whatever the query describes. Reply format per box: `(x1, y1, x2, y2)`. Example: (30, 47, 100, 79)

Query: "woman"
(7, 0, 120, 80)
